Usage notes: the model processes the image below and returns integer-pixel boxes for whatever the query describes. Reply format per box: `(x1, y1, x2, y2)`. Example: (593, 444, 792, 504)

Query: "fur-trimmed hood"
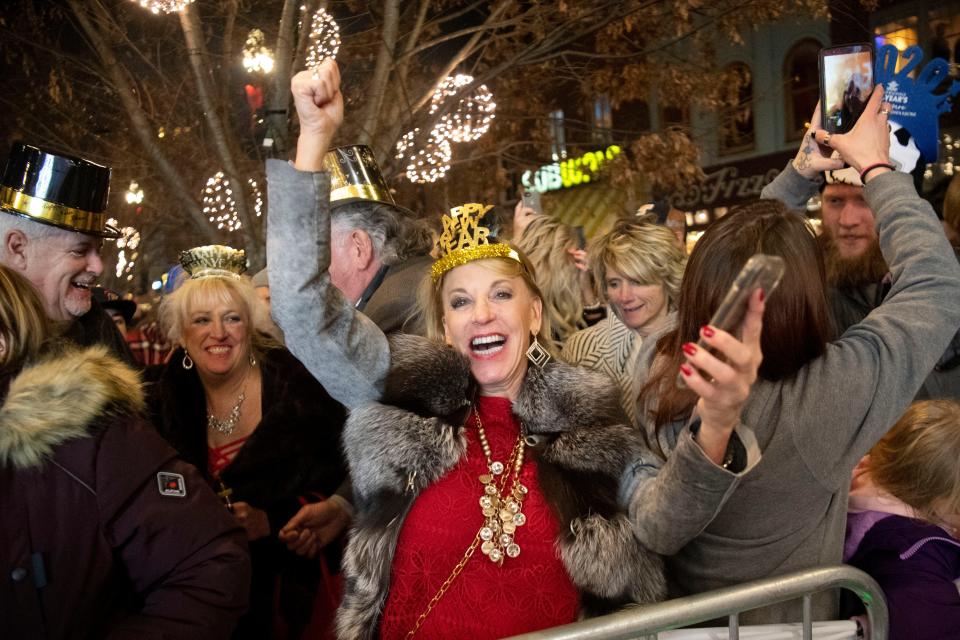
(0, 346, 144, 469)
(337, 334, 665, 639)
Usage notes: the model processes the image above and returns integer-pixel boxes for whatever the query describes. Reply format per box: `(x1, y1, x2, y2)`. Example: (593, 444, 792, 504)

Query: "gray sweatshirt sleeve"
(781, 170, 960, 488)
(265, 159, 388, 409)
(760, 161, 820, 210)
(621, 421, 761, 556)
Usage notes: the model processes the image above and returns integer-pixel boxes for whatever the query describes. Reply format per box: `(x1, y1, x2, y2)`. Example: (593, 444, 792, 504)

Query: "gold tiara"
(431, 203, 521, 282)
(179, 245, 247, 279)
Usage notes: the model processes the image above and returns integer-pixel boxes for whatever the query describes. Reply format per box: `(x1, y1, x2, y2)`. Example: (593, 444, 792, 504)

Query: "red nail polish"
(701, 325, 715, 338)
(679, 364, 693, 377)
(682, 342, 697, 356)
(758, 288, 765, 303)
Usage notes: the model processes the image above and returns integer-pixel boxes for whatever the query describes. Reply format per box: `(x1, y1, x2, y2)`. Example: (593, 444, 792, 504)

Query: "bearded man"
(820, 167, 960, 399)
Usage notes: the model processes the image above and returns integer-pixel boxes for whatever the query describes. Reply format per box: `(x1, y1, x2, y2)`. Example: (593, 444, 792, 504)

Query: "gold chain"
(404, 406, 523, 639)
(404, 533, 481, 639)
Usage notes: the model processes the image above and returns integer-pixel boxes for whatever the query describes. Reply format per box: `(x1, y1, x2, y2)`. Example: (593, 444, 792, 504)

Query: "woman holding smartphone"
(622, 86, 960, 623)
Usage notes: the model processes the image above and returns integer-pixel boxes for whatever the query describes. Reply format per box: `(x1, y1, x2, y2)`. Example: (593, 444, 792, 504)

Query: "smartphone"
(521, 189, 542, 215)
(573, 226, 587, 250)
(677, 254, 785, 388)
(819, 43, 874, 134)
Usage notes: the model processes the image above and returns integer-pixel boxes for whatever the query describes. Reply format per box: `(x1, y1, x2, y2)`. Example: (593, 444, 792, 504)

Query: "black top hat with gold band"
(179, 245, 248, 280)
(432, 203, 522, 283)
(323, 145, 414, 215)
(0, 142, 118, 239)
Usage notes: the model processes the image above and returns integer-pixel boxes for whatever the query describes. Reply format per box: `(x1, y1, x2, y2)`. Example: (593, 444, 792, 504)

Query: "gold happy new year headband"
(431, 203, 522, 283)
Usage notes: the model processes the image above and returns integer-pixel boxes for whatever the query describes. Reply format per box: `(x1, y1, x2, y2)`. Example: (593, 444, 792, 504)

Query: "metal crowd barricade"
(506, 565, 888, 640)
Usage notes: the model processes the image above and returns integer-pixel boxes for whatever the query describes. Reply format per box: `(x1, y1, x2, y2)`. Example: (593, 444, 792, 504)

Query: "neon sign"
(521, 145, 621, 193)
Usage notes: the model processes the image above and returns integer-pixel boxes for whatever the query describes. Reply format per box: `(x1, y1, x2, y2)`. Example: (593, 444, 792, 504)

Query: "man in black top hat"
(0, 142, 134, 363)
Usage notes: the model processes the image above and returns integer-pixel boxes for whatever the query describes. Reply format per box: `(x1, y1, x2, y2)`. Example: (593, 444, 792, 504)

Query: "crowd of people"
(2, 56, 960, 640)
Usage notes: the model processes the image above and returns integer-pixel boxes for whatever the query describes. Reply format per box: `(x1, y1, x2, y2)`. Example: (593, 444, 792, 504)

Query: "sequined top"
(378, 395, 579, 639)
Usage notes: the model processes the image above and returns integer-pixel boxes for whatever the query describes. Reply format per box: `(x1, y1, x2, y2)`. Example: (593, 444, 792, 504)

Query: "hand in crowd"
(567, 248, 598, 306)
(278, 499, 351, 559)
(815, 85, 892, 178)
(231, 501, 271, 541)
(512, 199, 538, 240)
(791, 101, 844, 180)
(680, 288, 765, 466)
(292, 59, 344, 172)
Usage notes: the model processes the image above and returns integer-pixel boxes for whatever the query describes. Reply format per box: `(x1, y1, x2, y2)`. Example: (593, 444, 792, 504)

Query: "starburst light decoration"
(305, 7, 341, 69)
(242, 29, 275, 74)
(129, 0, 195, 14)
(202, 172, 264, 233)
(395, 128, 452, 184)
(428, 74, 496, 143)
(108, 218, 141, 281)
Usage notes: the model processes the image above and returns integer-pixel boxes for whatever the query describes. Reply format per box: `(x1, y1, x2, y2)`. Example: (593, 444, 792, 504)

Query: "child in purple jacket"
(844, 400, 960, 639)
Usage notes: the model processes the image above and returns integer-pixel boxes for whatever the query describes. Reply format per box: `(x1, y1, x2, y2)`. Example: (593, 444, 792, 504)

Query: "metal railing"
(506, 565, 887, 640)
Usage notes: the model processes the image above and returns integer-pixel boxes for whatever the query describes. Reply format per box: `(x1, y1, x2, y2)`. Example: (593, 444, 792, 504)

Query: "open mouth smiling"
(471, 334, 506, 356)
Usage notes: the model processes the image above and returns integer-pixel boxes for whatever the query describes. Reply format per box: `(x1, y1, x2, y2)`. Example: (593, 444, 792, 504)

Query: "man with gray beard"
(819, 166, 960, 399)
(0, 143, 133, 363)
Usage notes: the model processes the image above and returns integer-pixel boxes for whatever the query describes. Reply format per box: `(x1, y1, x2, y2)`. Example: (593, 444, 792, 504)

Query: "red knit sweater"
(379, 395, 580, 639)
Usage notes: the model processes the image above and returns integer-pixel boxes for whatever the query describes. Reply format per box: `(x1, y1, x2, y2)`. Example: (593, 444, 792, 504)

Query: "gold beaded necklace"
(405, 405, 529, 638)
(475, 407, 528, 563)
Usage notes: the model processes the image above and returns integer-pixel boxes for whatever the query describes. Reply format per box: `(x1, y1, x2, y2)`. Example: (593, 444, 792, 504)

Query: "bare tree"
(0, 0, 834, 285)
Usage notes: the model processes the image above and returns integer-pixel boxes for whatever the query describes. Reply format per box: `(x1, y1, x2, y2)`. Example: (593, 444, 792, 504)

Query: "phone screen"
(820, 43, 874, 134)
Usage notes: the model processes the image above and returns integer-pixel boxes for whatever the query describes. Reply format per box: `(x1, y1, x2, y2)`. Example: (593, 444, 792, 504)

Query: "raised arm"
(266, 61, 388, 408)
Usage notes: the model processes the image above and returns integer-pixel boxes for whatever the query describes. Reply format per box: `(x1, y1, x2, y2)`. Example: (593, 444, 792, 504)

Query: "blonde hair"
(417, 248, 555, 357)
(512, 216, 584, 342)
(159, 275, 282, 359)
(590, 217, 686, 310)
(0, 265, 52, 373)
(866, 399, 960, 526)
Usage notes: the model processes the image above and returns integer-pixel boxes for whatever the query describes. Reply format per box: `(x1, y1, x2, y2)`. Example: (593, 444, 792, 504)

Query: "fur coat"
(0, 346, 249, 639)
(146, 346, 347, 639)
(336, 334, 667, 639)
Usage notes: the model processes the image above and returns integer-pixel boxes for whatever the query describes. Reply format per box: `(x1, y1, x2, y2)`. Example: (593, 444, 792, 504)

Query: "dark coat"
(359, 255, 432, 336)
(845, 514, 960, 640)
(0, 346, 250, 640)
(336, 334, 666, 640)
(64, 297, 136, 366)
(147, 347, 348, 639)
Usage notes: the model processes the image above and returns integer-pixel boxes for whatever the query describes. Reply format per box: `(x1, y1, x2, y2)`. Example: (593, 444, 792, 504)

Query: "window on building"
(719, 62, 755, 155)
(874, 17, 919, 72)
(548, 109, 566, 160)
(660, 104, 690, 129)
(783, 38, 822, 142)
(613, 99, 651, 141)
(592, 95, 613, 145)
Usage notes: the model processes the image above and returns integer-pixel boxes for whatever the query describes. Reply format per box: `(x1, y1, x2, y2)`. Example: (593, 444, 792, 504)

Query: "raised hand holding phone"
(677, 256, 777, 465)
(815, 85, 893, 177)
(820, 43, 874, 135)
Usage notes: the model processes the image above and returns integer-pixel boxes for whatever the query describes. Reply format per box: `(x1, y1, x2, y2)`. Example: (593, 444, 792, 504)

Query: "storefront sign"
(521, 145, 621, 193)
(670, 150, 794, 211)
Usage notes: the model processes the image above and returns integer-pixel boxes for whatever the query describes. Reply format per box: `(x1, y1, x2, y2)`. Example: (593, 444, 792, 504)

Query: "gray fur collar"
(0, 346, 144, 469)
(337, 334, 665, 639)
(382, 333, 639, 468)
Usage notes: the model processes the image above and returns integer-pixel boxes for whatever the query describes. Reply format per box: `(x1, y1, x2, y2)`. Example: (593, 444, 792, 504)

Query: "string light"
(125, 181, 144, 205)
(396, 128, 452, 184)
(242, 29, 274, 74)
(129, 0, 194, 14)
(428, 74, 496, 143)
(305, 7, 341, 69)
(108, 218, 141, 281)
(202, 172, 263, 232)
